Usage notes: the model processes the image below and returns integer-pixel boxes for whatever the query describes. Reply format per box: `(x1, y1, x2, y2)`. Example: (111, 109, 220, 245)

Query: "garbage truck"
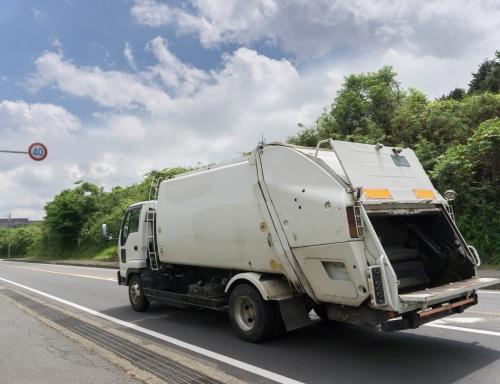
(104, 139, 499, 342)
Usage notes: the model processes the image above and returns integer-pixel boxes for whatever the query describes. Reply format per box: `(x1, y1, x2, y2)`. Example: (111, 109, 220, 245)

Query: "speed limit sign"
(28, 142, 48, 161)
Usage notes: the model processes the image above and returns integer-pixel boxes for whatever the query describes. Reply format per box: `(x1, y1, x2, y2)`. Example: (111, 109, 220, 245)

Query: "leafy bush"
(431, 119, 500, 263)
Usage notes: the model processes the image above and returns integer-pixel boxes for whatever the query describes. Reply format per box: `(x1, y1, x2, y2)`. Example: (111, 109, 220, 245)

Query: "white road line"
(478, 290, 500, 295)
(425, 323, 500, 337)
(0, 260, 115, 273)
(0, 277, 303, 384)
(0, 263, 115, 282)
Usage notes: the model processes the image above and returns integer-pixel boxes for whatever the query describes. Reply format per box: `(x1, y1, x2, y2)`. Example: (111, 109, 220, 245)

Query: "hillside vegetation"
(2, 52, 499, 264)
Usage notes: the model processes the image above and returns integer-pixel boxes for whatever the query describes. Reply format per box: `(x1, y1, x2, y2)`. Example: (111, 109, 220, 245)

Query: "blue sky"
(1, 0, 499, 219)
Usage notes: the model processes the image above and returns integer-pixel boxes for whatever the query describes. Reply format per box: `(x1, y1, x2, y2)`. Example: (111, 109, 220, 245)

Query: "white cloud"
(123, 42, 136, 69)
(7, 0, 500, 219)
(0, 101, 82, 219)
(131, 0, 500, 60)
(28, 51, 171, 113)
(0, 100, 80, 136)
(131, 0, 173, 27)
(15, 43, 343, 218)
(145, 36, 209, 95)
(32, 7, 44, 22)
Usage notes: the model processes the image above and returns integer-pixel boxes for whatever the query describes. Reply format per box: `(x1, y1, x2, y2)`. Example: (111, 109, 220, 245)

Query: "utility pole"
(1, 143, 47, 259)
(6, 213, 11, 258)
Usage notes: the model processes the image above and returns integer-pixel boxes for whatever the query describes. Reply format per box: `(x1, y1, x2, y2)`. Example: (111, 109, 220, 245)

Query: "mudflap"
(278, 295, 313, 331)
(117, 271, 126, 286)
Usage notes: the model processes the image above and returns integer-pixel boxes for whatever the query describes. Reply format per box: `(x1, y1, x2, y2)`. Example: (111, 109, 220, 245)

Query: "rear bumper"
(382, 294, 477, 331)
(381, 276, 499, 331)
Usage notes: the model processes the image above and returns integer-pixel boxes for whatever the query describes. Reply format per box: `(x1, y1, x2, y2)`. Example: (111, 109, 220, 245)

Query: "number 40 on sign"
(28, 142, 48, 161)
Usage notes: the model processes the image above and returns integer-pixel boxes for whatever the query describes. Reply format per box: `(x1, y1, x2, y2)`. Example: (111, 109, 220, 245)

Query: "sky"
(1, 0, 499, 220)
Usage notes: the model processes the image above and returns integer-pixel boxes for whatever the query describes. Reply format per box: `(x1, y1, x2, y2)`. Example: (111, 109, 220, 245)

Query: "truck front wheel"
(128, 275, 150, 312)
(229, 284, 276, 342)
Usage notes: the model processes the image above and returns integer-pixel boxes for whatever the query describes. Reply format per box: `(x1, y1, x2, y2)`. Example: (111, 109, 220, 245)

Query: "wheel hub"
(130, 282, 141, 304)
(234, 296, 256, 331)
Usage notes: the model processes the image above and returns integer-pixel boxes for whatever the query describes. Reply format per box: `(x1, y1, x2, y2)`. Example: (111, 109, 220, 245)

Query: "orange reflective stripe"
(413, 189, 435, 199)
(363, 188, 392, 199)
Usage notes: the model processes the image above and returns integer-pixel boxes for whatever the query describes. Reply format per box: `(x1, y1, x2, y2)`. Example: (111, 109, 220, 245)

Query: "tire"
(228, 284, 277, 342)
(128, 275, 150, 312)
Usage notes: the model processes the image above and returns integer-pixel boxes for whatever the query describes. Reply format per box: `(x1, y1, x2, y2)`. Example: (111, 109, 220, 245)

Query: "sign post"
(0, 142, 48, 161)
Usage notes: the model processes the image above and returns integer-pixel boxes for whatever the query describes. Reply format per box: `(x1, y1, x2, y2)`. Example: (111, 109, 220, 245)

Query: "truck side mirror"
(102, 224, 111, 240)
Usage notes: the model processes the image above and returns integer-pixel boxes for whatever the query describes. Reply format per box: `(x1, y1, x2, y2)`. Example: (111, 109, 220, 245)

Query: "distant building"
(0, 218, 42, 228)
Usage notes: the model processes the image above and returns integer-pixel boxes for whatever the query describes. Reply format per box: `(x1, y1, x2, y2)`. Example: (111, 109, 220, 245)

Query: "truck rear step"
(399, 277, 498, 305)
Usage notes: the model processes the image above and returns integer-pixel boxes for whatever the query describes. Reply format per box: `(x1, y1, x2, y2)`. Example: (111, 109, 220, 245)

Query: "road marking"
(433, 317, 483, 324)
(0, 277, 304, 384)
(0, 263, 115, 282)
(468, 310, 500, 316)
(0, 260, 114, 272)
(479, 290, 500, 295)
(425, 323, 500, 337)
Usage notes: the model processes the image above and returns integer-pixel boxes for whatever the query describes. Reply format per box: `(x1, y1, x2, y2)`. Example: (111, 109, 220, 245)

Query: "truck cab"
(116, 201, 152, 287)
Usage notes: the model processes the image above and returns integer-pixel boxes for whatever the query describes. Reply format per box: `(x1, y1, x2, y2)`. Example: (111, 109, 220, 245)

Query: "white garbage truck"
(105, 139, 498, 342)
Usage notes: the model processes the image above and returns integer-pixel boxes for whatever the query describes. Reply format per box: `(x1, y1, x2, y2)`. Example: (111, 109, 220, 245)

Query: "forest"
(1, 51, 498, 265)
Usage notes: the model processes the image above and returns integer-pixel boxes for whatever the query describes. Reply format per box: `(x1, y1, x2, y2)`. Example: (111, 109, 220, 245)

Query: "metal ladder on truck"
(146, 178, 162, 271)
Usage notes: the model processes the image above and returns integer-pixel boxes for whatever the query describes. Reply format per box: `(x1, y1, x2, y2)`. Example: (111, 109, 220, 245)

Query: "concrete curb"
(1, 258, 118, 269)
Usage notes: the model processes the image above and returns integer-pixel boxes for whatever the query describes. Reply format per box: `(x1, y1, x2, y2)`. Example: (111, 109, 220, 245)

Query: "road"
(0, 260, 499, 384)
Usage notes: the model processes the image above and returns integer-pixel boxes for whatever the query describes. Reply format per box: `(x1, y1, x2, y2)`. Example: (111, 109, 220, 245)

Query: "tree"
(442, 88, 466, 100)
(390, 88, 428, 146)
(289, 66, 402, 145)
(432, 118, 500, 263)
(469, 51, 500, 94)
(76, 167, 191, 253)
(44, 182, 102, 251)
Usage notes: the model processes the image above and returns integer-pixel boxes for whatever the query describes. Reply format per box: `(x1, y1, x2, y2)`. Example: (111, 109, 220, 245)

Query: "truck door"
(119, 207, 142, 266)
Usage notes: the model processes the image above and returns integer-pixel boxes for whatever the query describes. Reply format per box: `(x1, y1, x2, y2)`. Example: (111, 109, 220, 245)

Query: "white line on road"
(425, 323, 500, 337)
(0, 263, 115, 282)
(478, 290, 500, 295)
(0, 277, 304, 384)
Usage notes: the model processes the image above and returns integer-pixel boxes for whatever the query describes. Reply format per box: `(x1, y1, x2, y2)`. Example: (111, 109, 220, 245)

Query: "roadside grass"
(481, 264, 500, 271)
(92, 245, 118, 262)
(3, 245, 118, 263)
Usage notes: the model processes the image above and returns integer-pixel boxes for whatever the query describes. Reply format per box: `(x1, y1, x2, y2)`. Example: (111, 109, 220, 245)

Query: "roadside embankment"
(2, 258, 118, 269)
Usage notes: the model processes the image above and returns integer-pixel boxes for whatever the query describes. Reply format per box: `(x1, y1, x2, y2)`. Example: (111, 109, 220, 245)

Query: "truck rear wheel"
(229, 284, 277, 342)
(128, 275, 150, 312)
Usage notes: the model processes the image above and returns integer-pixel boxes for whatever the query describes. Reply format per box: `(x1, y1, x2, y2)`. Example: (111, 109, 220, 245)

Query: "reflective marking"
(0, 263, 115, 282)
(0, 277, 304, 384)
(363, 188, 392, 199)
(413, 189, 435, 199)
(425, 323, 500, 337)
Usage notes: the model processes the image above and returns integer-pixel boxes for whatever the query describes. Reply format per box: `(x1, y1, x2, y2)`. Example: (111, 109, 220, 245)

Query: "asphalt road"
(1, 260, 499, 384)
(0, 287, 142, 384)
